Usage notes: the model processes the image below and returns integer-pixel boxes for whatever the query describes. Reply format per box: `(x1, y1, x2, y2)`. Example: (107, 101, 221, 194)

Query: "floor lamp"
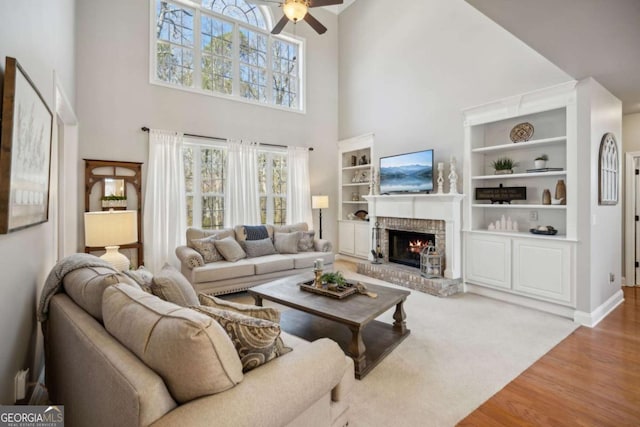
(311, 195, 329, 239)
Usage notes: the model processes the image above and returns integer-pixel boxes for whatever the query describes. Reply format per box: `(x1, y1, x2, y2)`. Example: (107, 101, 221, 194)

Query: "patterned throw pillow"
(298, 230, 315, 252)
(242, 238, 277, 258)
(244, 225, 269, 241)
(199, 293, 280, 323)
(191, 305, 289, 372)
(151, 263, 199, 307)
(191, 235, 223, 263)
(274, 232, 300, 254)
(214, 237, 247, 262)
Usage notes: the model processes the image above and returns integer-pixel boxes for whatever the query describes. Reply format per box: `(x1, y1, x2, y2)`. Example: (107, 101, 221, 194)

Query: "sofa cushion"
(102, 284, 243, 403)
(198, 293, 280, 322)
(274, 232, 300, 254)
(191, 259, 255, 284)
(290, 252, 335, 269)
(214, 237, 247, 262)
(251, 254, 295, 275)
(190, 235, 224, 263)
(63, 266, 140, 321)
(298, 230, 316, 252)
(242, 238, 277, 258)
(151, 264, 199, 307)
(274, 222, 309, 233)
(190, 305, 285, 373)
(186, 227, 235, 249)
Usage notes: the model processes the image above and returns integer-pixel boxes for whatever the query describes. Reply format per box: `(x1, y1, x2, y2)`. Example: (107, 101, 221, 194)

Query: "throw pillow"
(190, 235, 223, 263)
(151, 263, 199, 307)
(199, 293, 280, 322)
(298, 230, 316, 252)
(242, 238, 277, 258)
(274, 232, 300, 254)
(190, 305, 288, 372)
(122, 266, 154, 293)
(244, 225, 269, 241)
(214, 237, 247, 262)
(103, 284, 243, 403)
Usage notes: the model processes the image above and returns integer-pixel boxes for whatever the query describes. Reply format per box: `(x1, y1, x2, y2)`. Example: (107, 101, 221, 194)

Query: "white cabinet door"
(354, 222, 370, 258)
(338, 221, 355, 255)
(513, 239, 572, 303)
(465, 234, 511, 289)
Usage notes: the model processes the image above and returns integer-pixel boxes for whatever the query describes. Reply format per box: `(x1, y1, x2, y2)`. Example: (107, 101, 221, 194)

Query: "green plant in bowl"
(321, 271, 346, 286)
(491, 157, 517, 174)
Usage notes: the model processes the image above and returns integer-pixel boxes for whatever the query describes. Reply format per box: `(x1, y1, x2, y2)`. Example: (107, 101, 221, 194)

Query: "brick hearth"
(357, 262, 462, 297)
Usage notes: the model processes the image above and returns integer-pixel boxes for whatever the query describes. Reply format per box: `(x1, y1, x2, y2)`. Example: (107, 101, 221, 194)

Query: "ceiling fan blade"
(304, 12, 327, 34)
(271, 15, 289, 34)
(309, 0, 343, 7)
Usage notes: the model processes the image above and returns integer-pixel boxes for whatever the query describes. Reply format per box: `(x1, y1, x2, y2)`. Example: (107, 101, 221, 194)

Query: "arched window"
(202, 0, 267, 30)
(152, 0, 303, 111)
(599, 133, 619, 205)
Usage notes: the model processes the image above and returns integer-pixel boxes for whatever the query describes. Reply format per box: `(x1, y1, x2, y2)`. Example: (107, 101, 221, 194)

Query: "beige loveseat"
(43, 263, 353, 427)
(176, 223, 334, 295)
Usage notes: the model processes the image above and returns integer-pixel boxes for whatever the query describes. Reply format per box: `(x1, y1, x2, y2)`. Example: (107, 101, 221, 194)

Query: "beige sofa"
(44, 264, 354, 427)
(176, 223, 334, 295)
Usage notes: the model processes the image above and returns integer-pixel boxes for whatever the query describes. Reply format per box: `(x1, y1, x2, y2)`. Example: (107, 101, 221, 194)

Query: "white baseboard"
(573, 289, 624, 328)
(464, 283, 576, 319)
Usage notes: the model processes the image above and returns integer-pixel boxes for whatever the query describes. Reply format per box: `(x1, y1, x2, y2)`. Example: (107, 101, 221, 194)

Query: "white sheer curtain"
(286, 146, 313, 225)
(144, 129, 187, 273)
(224, 140, 260, 227)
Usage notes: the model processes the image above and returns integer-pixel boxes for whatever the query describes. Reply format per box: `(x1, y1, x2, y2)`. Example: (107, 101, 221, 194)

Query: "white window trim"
(149, 0, 306, 114)
(259, 148, 287, 225)
(184, 138, 227, 229)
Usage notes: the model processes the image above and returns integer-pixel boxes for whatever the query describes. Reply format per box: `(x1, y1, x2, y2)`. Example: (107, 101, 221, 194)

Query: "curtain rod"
(141, 127, 313, 151)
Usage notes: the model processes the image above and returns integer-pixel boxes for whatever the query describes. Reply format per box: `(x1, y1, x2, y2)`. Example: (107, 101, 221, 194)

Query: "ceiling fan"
(252, 0, 344, 35)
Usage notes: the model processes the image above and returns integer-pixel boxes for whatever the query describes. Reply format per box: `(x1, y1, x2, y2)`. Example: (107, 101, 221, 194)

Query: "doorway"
(624, 152, 640, 286)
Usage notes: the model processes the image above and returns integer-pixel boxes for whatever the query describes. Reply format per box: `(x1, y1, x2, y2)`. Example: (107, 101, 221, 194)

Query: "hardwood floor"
(458, 287, 640, 426)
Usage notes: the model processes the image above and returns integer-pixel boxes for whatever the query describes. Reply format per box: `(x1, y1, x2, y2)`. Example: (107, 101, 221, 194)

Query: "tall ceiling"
(466, 0, 640, 114)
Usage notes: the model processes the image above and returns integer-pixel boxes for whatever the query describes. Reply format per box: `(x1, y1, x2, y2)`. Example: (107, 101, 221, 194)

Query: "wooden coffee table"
(249, 274, 410, 379)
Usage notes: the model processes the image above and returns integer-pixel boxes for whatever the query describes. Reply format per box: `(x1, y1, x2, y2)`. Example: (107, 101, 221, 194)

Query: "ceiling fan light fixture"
(283, 0, 309, 22)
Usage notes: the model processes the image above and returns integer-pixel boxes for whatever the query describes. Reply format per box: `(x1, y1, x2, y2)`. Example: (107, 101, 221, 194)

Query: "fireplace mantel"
(364, 194, 464, 279)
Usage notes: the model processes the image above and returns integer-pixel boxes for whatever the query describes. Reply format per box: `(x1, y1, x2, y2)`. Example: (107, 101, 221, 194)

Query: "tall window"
(184, 142, 226, 229)
(258, 150, 287, 225)
(153, 0, 304, 111)
(184, 143, 289, 227)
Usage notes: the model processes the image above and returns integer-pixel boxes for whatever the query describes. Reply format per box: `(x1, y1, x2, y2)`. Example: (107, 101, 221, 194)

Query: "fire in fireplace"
(388, 229, 436, 268)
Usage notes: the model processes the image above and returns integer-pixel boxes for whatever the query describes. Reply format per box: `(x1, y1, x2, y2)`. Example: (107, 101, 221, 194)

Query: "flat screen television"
(379, 149, 434, 194)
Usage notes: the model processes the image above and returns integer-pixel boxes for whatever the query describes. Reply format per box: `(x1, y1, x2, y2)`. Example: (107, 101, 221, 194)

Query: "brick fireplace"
(358, 194, 463, 297)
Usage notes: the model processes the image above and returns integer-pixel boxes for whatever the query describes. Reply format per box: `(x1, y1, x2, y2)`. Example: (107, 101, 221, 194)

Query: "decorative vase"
(555, 179, 566, 205)
(534, 160, 546, 169)
(542, 189, 551, 205)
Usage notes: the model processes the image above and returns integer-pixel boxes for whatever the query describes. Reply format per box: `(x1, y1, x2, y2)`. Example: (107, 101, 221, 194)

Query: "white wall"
(623, 113, 640, 152)
(575, 79, 622, 313)
(338, 0, 571, 168)
(0, 0, 76, 404)
(76, 0, 339, 247)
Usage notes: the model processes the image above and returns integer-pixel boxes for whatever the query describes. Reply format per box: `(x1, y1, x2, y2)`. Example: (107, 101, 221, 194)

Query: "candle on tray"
(314, 258, 324, 270)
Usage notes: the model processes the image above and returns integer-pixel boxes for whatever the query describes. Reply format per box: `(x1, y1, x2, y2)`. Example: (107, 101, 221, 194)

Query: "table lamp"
(84, 210, 138, 271)
(311, 195, 329, 239)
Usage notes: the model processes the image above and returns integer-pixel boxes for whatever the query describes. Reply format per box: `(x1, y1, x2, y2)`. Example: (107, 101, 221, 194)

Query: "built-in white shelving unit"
(463, 81, 578, 313)
(337, 133, 374, 259)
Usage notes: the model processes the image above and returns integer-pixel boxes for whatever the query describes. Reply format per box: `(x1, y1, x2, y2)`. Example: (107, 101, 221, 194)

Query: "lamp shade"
(312, 195, 329, 209)
(84, 210, 138, 247)
(283, 0, 308, 21)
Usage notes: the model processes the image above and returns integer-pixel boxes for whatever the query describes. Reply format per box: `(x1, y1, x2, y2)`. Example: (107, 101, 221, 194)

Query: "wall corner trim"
(573, 289, 624, 327)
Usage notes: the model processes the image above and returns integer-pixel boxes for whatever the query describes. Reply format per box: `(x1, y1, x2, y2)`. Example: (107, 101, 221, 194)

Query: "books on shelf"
(525, 167, 564, 173)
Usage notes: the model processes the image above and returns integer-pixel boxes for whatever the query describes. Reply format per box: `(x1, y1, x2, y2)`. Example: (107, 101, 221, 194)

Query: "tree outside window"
(258, 151, 287, 225)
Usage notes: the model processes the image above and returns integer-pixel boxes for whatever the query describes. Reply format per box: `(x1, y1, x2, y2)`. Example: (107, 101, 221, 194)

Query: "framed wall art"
(598, 132, 619, 205)
(0, 57, 53, 233)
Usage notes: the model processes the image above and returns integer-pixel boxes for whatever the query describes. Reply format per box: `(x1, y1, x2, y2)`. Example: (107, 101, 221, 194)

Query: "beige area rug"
(229, 266, 578, 427)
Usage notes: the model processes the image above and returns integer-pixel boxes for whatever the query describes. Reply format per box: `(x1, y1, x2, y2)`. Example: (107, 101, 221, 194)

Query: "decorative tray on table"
(298, 280, 357, 299)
